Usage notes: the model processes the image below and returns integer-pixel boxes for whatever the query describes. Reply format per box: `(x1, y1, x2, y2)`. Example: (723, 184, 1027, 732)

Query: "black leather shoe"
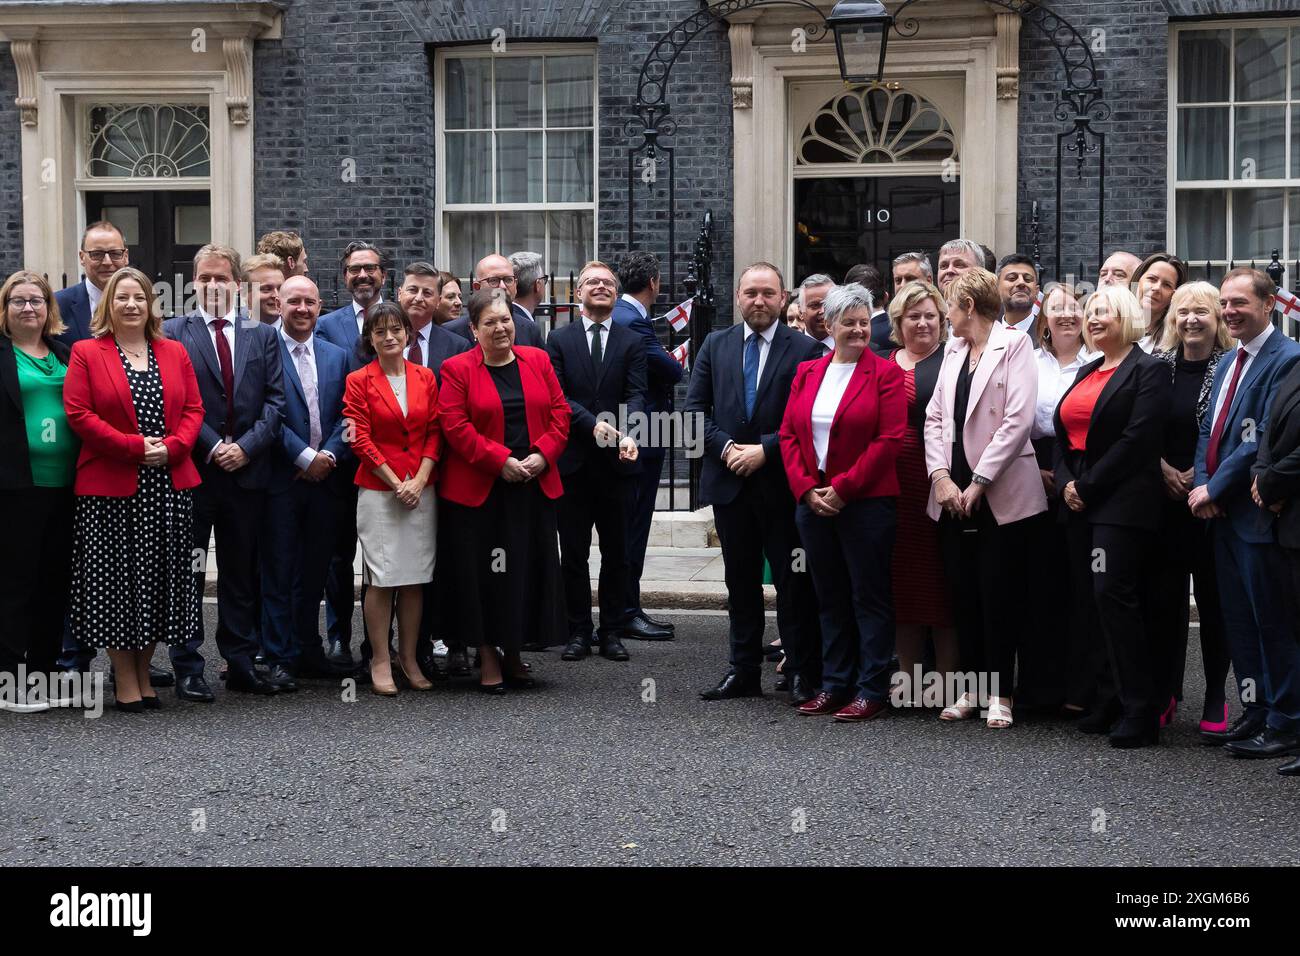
(326, 637, 353, 668)
(1279, 755, 1300, 776)
(561, 636, 592, 661)
(1077, 698, 1121, 735)
(295, 656, 347, 679)
(265, 665, 298, 692)
(176, 675, 215, 703)
(623, 614, 673, 641)
(141, 695, 162, 711)
(1225, 727, 1300, 758)
(1109, 717, 1159, 749)
(226, 668, 278, 695)
(763, 641, 783, 662)
(773, 674, 789, 692)
(599, 637, 630, 661)
(148, 664, 175, 687)
(445, 647, 471, 676)
(1201, 710, 1266, 745)
(789, 674, 817, 707)
(114, 699, 144, 714)
(640, 613, 675, 631)
(700, 672, 762, 700)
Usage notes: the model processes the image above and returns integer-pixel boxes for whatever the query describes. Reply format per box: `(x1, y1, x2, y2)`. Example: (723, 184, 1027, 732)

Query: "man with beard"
(687, 262, 823, 704)
(997, 254, 1041, 346)
(445, 254, 545, 347)
(547, 261, 646, 662)
(798, 274, 835, 353)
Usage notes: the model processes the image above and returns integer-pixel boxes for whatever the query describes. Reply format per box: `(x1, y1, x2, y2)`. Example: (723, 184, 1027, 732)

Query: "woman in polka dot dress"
(62, 268, 206, 712)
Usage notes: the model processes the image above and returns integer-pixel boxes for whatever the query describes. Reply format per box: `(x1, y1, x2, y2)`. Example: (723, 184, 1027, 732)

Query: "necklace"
(119, 341, 148, 361)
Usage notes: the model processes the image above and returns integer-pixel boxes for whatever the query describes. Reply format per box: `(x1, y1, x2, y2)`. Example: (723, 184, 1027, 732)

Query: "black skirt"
(440, 480, 566, 650)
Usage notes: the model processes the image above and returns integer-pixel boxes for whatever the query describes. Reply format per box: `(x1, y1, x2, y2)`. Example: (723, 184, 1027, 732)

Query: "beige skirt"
(356, 487, 436, 587)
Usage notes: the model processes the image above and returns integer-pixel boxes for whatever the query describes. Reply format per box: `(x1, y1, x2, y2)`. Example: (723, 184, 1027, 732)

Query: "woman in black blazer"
(1054, 285, 1172, 747)
(0, 271, 77, 713)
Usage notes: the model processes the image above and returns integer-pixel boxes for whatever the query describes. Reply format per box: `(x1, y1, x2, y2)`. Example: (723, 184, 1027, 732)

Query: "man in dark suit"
(843, 263, 892, 354)
(997, 254, 1041, 346)
(510, 250, 548, 338)
(1192, 268, 1300, 757)
(612, 251, 681, 641)
(686, 261, 823, 704)
(313, 241, 386, 669)
(444, 254, 544, 348)
(547, 260, 647, 662)
(164, 244, 286, 700)
(261, 275, 352, 689)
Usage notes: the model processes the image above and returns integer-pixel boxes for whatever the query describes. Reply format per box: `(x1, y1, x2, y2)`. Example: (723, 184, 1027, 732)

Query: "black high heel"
(141, 696, 161, 710)
(114, 700, 145, 714)
(503, 673, 536, 689)
(478, 682, 506, 695)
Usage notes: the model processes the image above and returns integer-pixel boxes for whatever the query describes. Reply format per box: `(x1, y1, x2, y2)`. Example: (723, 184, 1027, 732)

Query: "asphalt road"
(2, 608, 1295, 867)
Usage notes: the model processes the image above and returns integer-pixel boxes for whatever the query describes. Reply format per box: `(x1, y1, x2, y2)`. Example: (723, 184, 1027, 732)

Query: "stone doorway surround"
(0, 1, 282, 279)
(726, 0, 1022, 289)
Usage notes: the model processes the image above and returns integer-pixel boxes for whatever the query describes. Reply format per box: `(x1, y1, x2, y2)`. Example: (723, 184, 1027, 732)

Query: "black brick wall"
(0, 43, 21, 269)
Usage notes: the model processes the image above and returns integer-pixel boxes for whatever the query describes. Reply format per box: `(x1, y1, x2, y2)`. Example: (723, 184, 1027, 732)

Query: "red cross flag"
(662, 299, 692, 332)
(671, 341, 690, 370)
(1027, 288, 1046, 322)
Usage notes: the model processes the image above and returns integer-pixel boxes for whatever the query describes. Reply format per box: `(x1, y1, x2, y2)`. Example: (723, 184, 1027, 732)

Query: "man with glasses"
(56, 221, 129, 345)
(445, 253, 544, 347)
(316, 241, 387, 360)
(547, 261, 647, 663)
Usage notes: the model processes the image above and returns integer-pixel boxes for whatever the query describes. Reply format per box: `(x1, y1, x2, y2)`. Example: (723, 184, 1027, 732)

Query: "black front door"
(85, 190, 211, 290)
(793, 175, 960, 285)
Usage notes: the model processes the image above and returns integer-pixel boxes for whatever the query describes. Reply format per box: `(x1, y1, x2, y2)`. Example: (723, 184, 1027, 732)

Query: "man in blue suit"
(444, 254, 545, 348)
(612, 251, 681, 641)
(55, 220, 128, 346)
(313, 241, 386, 669)
(547, 261, 647, 662)
(685, 261, 823, 704)
(1192, 268, 1300, 757)
(164, 244, 286, 701)
(260, 275, 352, 689)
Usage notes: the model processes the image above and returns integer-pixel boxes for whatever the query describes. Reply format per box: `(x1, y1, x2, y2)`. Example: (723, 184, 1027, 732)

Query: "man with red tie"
(164, 244, 286, 701)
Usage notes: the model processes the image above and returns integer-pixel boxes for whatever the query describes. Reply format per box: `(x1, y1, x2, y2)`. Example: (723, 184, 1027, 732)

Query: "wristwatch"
(971, 473, 992, 487)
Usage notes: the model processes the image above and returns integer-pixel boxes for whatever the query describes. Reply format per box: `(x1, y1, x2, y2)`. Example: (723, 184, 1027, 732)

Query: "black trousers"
(1013, 508, 1070, 708)
(170, 471, 264, 677)
(1066, 514, 1158, 723)
(624, 445, 665, 616)
(556, 463, 632, 640)
(324, 477, 360, 649)
(260, 480, 338, 669)
(938, 507, 1032, 700)
(0, 487, 74, 675)
(712, 478, 820, 683)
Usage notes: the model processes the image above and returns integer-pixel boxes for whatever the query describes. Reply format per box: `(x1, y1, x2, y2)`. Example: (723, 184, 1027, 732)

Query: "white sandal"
(986, 700, 1013, 729)
(939, 692, 978, 721)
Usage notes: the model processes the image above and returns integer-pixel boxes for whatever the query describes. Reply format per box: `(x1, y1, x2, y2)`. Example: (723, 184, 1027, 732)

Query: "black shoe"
(148, 664, 175, 687)
(1077, 698, 1121, 735)
(114, 699, 145, 713)
(773, 674, 789, 692)
(141, 695, 162, 711)
(504, 672, 538, 690)
(1279, 755, 1300, 776)
(445, 647, 471, 676)
(561, 636, 592, 661)
(763, 641, 783, 662)
(175, 675, 215, 703)
(1109, 717, 1159, 749)
(295, 656, 346, 679)
(1201, 710, 1266, 745)
(700, 672, 762, 701)
(254, 653, 266, 668)
(325, 637, 353, 668)
(640, 613, 675, 631)
(226, 668, 278, 695)
(599, 636, 630, 661)
(1225, 727, 1300, 758)
(478, 682, 506, 695)
(623, 614, 673, 641)
(265, 665, 298, 693)
(789, 674, 817, 707)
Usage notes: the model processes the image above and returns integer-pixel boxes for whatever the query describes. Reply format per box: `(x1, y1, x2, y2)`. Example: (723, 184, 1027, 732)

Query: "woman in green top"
(0, 271, 78, 714)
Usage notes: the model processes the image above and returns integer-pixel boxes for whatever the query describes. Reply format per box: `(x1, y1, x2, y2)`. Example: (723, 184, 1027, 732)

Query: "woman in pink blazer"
(923, 268, 1047, 729)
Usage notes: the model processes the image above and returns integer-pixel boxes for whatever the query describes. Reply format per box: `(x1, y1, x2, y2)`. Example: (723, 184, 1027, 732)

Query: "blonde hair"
(946, 267, 1001, 320)
(1037, 282, 1082, 356)
(193, 243, 242, 280)
(256, 230, 304, 263)
(887, 280, 948, 347)
(1081, 285, 1145, 351)
(578, 260, 618, 290)
(241, 252, 286, 280)
(1162, 281, 1231, 352)
(90, 267, 164, 340)
(0, 270, 65, 338)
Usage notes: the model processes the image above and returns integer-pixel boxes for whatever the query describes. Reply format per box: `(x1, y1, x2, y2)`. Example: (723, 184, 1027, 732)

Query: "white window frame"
(433, 44, 599, 287)
(1168, 19, 1300, 274)
(76, 98, 214, 193)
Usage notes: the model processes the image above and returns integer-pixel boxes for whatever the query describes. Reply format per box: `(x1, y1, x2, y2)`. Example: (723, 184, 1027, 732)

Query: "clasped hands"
(295, 452, 336, 483)
(211, 441, 249, 472)
(141, 436, 170, 468)
(593, 421, 639, 463)
(723, 442, 765, 478)
(803, 485, 845, 517)
(501, 452, 548, 483)
(393, 474, 426, 510)
(933, 475, 986, 518)
(1250, 476, 1284, 515)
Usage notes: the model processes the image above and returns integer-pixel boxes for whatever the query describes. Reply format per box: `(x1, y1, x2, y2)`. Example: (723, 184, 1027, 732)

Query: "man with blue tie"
(547, 261, 647, 662)
(314, 241, 386, 669)
(1191, 268, 1300, 757)
(445, 254, 545, 348)
(612, 251, 681, 641)
(260, 276, 351, 689)
(164, 244, 286, 701)
(686, 261, 824, 703)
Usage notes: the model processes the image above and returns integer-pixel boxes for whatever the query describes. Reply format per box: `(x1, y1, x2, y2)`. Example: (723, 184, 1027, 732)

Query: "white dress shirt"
(85, 277, 103, 318)
(820, 334, 834, 352)
(1210, 322, 1274, 426)
(1032, 346, 1095, 440)
(353, 296, 381, 336)
(199, 306, 239, 457)
(583, 314, 610, 353)
(811, 361, 857, 471)
(405, 322, 433, 367)
(1007, 313, 1035, 337)
(282, 329, 332, 470)
(721, 322, 779, 460)
(619, 293, 648, 321)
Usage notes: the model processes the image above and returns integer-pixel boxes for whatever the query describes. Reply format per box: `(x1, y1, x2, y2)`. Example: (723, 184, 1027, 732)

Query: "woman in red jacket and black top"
(438, 288, 570, 692)
(63, 267, 205, 712)
(780, 282, 907, 722)
(1054, 284, 1171, 747)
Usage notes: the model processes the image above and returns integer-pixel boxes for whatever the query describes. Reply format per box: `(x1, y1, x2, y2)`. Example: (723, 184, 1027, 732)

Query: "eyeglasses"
(581, 278, 617, 290)
(346, 264, 383, 276)
(478, 275, 516, 287)
(7, 297, 46, 310)
(82, 249, 128, 262)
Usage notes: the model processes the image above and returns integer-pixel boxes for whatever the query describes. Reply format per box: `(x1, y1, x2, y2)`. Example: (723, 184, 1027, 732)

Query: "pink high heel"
(1199, 701, 1229, 734)
(1158, 696, 1177, 728)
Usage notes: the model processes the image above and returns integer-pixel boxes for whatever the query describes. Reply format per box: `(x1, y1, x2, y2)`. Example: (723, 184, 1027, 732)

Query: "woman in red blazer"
(62, 267, 204, 712)
(438, 288, 570, 691)
(779, 282, 906, 723)
(342, 302, 441, 696)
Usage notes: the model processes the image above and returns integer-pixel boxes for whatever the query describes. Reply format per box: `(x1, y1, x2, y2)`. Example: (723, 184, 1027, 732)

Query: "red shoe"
(798, 691, 848, 716)
(1199, 701, 1229, 734)
(833, 697, 889, 722)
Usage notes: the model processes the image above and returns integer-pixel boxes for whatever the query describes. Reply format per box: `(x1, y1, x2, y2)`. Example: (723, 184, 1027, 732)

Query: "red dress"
(891, 364, 952, 627)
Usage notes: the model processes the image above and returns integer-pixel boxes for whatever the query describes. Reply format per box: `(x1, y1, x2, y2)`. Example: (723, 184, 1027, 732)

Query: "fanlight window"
(797, 85, 957, 165)
(86, 104, 212, 179)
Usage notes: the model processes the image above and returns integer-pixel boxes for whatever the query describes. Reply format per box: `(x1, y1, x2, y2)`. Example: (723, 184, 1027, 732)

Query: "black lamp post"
(827, 1, 893, 84)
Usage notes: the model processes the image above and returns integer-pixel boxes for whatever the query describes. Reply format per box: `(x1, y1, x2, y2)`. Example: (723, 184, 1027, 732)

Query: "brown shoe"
(798, 691, 849, 716)
(396, 659, 433, 691)
(370, 662, 398, 697)
(833, 697, 888, 722)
